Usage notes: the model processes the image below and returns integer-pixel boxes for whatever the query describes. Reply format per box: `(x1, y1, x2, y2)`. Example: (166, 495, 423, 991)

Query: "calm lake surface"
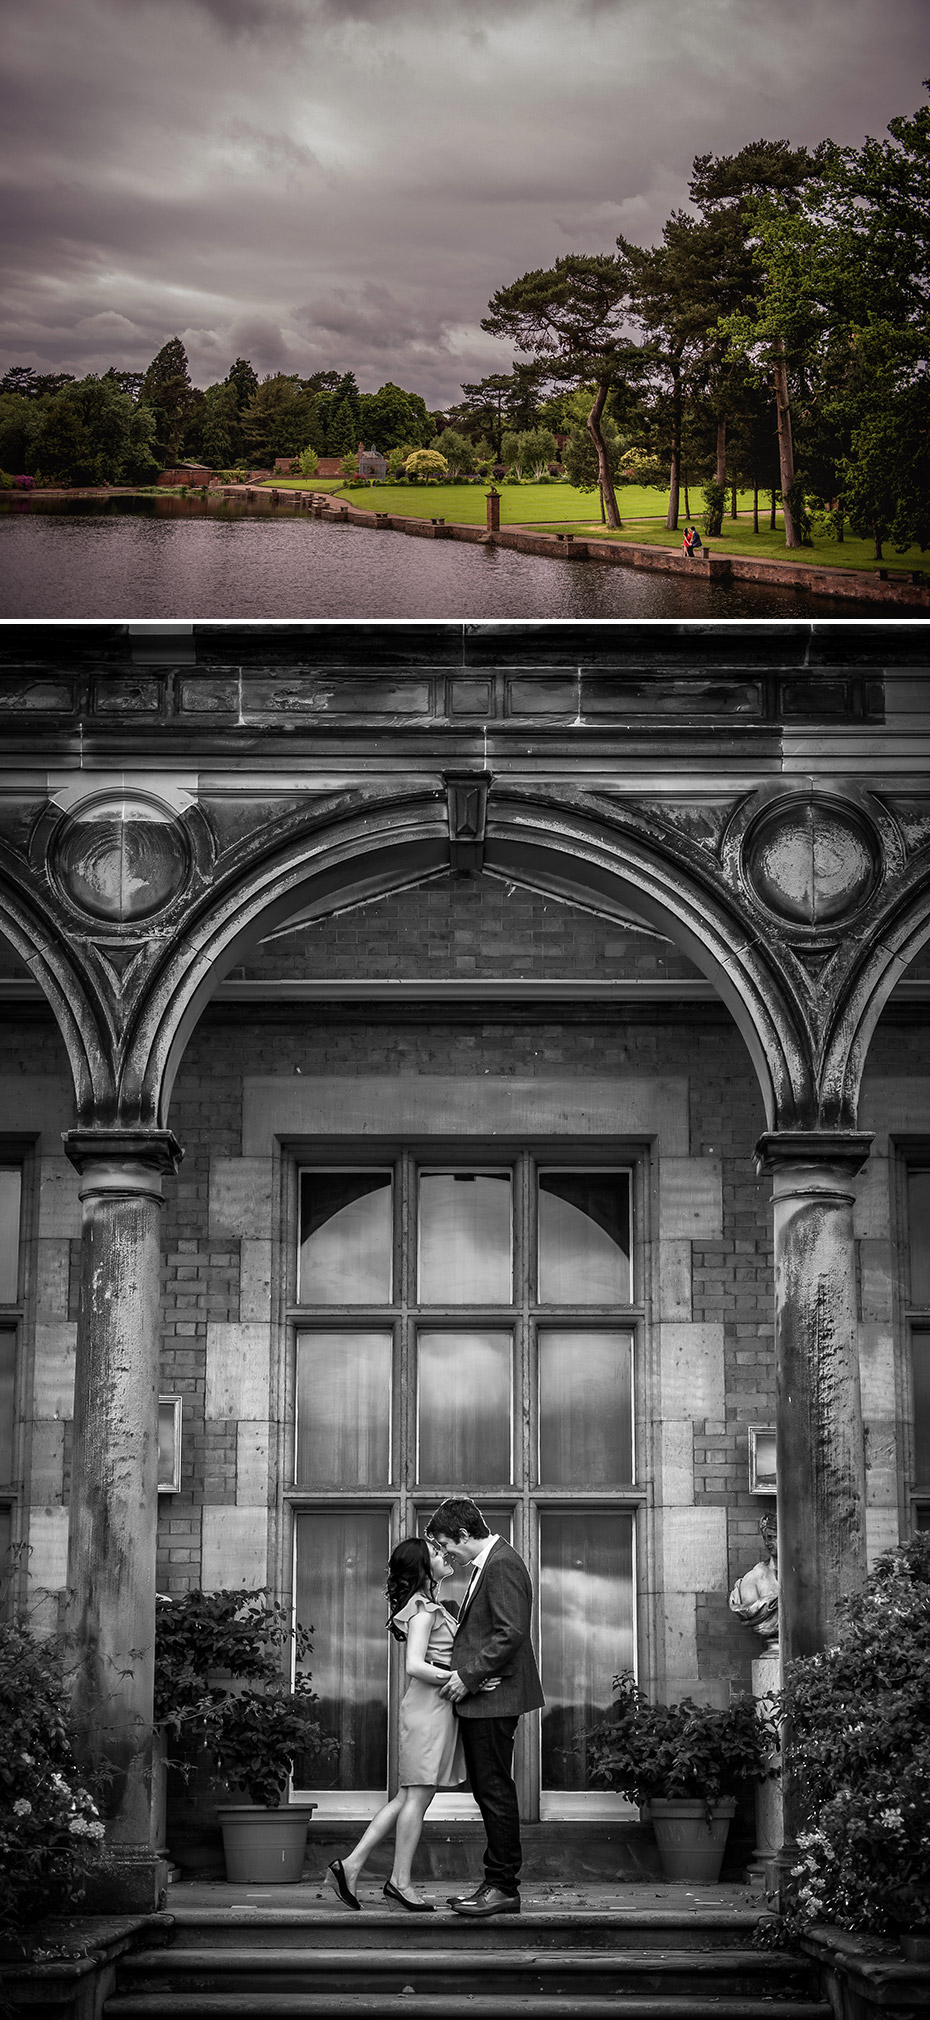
(0, 496, 894, 619)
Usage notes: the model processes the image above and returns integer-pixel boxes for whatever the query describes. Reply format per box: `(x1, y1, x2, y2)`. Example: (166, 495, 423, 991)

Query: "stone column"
(756, 1129, 871, 1879)
(63, 1127, 183, 1913)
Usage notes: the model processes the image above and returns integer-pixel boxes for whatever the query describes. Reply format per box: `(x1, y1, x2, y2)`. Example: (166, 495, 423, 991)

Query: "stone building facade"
(0, 619, 929, 1901)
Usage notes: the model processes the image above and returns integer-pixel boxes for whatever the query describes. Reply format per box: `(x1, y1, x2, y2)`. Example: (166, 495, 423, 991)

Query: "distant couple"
(326, 1496, 545, 1917)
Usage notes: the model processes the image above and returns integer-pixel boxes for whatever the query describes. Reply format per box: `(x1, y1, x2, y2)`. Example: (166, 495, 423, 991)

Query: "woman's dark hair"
(386, 1536, 434, 1642)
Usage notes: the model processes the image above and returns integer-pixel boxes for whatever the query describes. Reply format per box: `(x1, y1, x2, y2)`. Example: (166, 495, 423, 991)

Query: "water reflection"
(0, 502, 895, 618)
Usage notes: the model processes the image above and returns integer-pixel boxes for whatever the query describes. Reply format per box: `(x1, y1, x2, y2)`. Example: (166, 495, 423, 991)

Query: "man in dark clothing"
(426, 1496, 545, 1919)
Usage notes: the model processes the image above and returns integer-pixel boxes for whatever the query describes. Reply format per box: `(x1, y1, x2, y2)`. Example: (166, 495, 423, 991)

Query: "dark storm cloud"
(3, 0, 927, 408)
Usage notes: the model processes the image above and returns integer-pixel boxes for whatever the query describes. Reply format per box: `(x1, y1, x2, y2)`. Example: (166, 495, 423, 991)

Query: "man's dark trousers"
(460, 1714, 521, 1892)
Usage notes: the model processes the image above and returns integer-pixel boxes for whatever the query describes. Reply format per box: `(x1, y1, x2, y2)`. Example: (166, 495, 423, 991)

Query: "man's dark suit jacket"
(451, 1537, 545, 1719)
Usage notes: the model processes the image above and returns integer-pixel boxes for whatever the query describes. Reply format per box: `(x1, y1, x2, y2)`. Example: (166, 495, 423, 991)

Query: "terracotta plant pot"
(217, 1803, 317, 1883)
(647, 1797, 737, 1881)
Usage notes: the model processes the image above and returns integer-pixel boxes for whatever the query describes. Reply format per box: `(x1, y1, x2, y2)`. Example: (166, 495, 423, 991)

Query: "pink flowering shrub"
(0, 1620, 107, 1946)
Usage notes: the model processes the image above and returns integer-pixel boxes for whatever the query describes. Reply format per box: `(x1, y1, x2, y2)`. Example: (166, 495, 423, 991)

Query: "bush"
(779, 1534, 930, 1936)
(702, 480, 726, 537)
(0, 1619, 107, 1945)
(156, 1588, 335, 1808)
(587, 1669, 778, 1818)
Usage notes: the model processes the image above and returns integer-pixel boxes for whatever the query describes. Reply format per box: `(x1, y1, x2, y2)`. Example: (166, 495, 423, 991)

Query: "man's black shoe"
(446, 1881, 491, 1907)
(450, 1884, 520, 1917)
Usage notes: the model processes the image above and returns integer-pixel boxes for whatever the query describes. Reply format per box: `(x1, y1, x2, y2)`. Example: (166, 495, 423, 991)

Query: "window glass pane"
(294, 1511, 390, 1790)
(0, 1170, 21, 1304)
(418, 1172, 512, 1304)
(417, 1330, 512, 1485)
(538, 1330, 633, 1487)
(296, 1331, 392, 1487)
(914, 1328, 930, 1491)
(538, 1171, 631, 1305)
(908, 1172, 930, 1307)
(539, 1510, 635, 1792)
(299, 1171, 392, 1304)
(0, 1331, 14, 1483)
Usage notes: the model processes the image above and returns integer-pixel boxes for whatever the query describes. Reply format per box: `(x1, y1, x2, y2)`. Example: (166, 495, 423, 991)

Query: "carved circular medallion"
(745, 798, 876, 925)
(54, 796, 189, 923)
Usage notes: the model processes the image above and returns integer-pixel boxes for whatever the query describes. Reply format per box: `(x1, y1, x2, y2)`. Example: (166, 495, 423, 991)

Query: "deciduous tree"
(482, 255, 639, 527)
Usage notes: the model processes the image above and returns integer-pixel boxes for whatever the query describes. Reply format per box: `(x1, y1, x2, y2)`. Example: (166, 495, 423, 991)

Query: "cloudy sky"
(3, 0, 926, 409)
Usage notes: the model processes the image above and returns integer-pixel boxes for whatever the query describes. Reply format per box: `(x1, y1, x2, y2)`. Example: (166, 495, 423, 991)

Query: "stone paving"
(166, 1874, 774, 1920)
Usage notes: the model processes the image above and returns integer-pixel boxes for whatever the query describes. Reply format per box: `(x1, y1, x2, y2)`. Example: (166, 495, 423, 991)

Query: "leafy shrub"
(0, 1619, 107, 1945)
(702, 480, 726, 537)
(587, 1669, 778, 1816)
(779, 1534, 930, 1936)
(156, 1588, 335, 1808)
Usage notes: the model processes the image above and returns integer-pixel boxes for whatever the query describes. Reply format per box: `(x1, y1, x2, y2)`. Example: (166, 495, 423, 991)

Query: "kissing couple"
(326, 1495, 545, 1916)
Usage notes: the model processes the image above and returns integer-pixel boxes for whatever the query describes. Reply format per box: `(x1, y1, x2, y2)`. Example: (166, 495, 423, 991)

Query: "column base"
(81, 1851, 169, 1914)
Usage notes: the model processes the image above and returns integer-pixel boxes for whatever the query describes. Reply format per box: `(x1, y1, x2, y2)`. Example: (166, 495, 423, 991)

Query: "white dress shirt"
(458, 1533, 500, 1620)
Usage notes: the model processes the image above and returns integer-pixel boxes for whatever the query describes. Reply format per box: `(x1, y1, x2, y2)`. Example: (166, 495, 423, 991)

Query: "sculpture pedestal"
(751, 1647, 783, 1883)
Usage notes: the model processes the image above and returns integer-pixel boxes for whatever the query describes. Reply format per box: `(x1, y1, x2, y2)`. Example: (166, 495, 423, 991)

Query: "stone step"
(104, 1999, 834, 2020)
(164, 1908, 770, 1953)
(114, 1944, 821, 2001)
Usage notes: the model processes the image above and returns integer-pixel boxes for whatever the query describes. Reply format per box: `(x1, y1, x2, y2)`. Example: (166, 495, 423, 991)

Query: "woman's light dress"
(393, 1595, 465, 1788)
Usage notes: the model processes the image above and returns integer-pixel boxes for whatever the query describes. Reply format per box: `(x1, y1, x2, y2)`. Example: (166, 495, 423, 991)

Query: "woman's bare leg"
(339, 1789, 406, 1889)
(390, 1784, 436, 1894)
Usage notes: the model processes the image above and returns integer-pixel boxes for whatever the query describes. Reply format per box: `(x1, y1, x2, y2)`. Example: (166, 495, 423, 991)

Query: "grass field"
(258, 477, 926, 576)
(541, 516, 927, 576)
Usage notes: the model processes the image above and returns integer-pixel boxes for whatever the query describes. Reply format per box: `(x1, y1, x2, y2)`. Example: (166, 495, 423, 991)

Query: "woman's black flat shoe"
(327, 1859, 361, 1910)
(383, 1880, 435, 1912)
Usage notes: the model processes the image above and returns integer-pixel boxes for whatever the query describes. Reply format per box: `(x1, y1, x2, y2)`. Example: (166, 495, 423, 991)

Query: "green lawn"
(541, 514, 927, 576)
(256, 477, 926, 576)
(258, 476, 346, 492)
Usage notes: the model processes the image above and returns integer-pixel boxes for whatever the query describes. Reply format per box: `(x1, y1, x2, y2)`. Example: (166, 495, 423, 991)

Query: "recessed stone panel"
(661, 1506, 727, 1593)
(26, 1507, 70, 1592)
(659, 1160, 723, 1239)
(206, 1322, 270, 1419)
(33, 1323, 76, 1418)
(202, 1506, 268, 1589)
(658, 1324, 726, 1420)
(210, 1158, 273, 1240)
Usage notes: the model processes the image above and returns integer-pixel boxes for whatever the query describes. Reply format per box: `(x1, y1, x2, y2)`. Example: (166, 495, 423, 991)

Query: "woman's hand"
(479, 1676, 502, 1693)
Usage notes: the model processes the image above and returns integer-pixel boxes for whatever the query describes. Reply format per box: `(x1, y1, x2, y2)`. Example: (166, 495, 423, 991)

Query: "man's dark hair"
(426, 1497, 490, 1543)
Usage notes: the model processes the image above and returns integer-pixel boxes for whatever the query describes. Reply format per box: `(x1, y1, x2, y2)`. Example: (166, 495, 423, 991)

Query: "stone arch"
(817, 877, 930, 1128)
(0, 867, 118, 1121)
(117, 786, 818, 1135)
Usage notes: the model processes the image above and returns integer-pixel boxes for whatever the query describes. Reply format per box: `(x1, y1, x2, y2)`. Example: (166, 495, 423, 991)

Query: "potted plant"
(155, 1587, 335, 1883)
(587, 1669, 779, 1881)
(778, 1534, 930, 1956)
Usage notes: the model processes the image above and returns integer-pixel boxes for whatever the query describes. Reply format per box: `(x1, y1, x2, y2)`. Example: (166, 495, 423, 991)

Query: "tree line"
(2, 84, 926, 554)
(478, 86, 929, 554)
(0, 351, 437, 489)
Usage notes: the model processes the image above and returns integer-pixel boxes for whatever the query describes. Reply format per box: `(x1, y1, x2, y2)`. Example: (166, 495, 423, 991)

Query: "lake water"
(0, 496, 894, 618)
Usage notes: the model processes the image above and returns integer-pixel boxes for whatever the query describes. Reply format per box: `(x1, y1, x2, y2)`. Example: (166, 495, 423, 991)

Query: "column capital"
(63, 1127, 184, 1198)
(754, 1129, 873, 1182)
